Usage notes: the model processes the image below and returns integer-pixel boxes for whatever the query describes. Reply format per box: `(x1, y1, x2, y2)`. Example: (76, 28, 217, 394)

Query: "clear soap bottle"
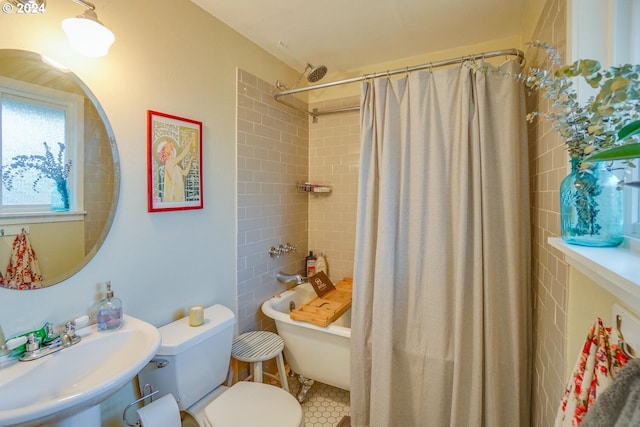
(96, 281, 123, 331)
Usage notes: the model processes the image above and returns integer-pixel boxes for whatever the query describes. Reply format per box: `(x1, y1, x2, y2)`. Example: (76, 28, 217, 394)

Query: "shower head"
(276, 62, 328, 91)
(306, 64, 327, 83)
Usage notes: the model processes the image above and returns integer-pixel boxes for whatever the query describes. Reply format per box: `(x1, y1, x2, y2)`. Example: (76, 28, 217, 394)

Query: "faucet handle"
(284, 242, 297, 253)
(63, 321, 75, 333)
(62, 321, 81, 347)
(25, 333, 40, 353)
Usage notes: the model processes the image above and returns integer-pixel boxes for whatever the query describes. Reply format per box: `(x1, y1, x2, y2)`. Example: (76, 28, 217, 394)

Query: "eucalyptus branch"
(2, 142, 71, 191)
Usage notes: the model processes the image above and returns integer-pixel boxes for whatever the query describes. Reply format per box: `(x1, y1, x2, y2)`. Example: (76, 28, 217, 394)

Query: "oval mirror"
(0, 49, 119, 290)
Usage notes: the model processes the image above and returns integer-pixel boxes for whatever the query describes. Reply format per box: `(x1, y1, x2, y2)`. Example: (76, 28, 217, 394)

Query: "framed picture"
(147, 110, 203, 212)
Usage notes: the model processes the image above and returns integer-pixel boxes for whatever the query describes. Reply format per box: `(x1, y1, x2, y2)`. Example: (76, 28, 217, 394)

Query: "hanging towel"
(554, 317, 630, 427)
(4, 230, 43, 290)
(580, 358, 640, 427)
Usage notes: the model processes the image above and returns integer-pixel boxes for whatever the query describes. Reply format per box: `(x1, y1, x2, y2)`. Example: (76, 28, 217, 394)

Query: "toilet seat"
(204, 381, 303, 427)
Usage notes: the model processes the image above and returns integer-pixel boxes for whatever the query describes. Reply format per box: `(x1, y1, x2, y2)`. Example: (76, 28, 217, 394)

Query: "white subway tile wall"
(308, 97, 360, 282)
(237, 69, 309, 333)
(528, 0, 570, 425)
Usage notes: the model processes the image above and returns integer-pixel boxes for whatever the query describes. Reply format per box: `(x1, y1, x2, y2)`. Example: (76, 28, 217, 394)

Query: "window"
(618, 1, 640, 236)
(0, 76, 84, 217)
(571, 0, 640, 238)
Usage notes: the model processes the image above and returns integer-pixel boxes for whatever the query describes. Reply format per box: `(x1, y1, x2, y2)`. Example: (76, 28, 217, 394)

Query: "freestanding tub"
(261, 282, 350, 395)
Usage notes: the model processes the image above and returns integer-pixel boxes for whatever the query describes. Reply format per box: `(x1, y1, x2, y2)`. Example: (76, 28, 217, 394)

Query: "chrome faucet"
(277, 271, 305, 286)
(16, 320, 81, 362)
(19, 333, 63, 361)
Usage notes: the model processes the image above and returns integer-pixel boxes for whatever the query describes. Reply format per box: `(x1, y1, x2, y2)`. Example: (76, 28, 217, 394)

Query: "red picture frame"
(147, 110, 203, 212)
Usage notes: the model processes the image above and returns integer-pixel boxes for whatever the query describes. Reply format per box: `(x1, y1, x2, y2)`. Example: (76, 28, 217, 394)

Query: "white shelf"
(549, 237, 640, 312)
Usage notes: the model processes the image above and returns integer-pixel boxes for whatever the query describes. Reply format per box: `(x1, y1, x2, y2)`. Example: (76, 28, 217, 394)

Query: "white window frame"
(618, 1, 640, 237)
(0, 75, 85, 222)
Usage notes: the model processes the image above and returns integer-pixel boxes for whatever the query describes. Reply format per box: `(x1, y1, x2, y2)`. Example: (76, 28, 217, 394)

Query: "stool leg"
(226, 359, 234, 386)
(248, 360, 254, 381)
(254, 361, 263, 383)
(226, 371, 233, 386)
(276, 353, 290, 391)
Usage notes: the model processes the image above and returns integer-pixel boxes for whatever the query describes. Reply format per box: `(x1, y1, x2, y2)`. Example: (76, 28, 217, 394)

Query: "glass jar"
(560, 159, 623, 247)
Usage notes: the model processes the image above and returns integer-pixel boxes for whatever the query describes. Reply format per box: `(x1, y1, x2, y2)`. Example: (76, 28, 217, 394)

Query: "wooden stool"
(229, 331, 289, 391)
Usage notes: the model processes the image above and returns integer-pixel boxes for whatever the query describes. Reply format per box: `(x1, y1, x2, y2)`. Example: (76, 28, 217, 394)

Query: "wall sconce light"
(62, 0, 115, 58)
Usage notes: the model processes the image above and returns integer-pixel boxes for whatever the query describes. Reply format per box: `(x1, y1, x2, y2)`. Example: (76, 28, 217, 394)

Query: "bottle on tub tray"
(315, 252, 328, 276)
(306, 251, 316, 278)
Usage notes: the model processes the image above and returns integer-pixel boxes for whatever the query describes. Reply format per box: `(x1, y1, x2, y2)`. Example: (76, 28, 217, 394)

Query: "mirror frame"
(0, 49, 120, 289)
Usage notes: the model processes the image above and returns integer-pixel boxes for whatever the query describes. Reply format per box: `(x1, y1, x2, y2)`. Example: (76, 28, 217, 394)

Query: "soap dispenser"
(96, 281, 123, 331)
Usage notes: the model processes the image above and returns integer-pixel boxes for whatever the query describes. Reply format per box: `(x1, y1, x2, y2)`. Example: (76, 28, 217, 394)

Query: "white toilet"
(138, 304, 304, 427)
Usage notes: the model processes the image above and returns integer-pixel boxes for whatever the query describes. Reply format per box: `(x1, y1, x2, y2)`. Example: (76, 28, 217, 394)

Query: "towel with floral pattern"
(3, 230, 43, 290)
(554, 317, 630, 427)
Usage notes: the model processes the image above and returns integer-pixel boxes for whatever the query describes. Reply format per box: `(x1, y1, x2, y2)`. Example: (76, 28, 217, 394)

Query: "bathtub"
(261, 282, 350, 392)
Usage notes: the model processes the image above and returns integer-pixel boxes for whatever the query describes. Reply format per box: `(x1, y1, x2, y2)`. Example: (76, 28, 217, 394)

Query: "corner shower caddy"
(296, 183, 332, 194)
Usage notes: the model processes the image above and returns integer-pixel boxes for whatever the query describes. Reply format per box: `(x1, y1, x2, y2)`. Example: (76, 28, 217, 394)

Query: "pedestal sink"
(0, 315, 161, 426)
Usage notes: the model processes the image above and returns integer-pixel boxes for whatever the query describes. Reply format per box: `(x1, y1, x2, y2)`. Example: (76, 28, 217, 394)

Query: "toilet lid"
(205, 381, 303, 427)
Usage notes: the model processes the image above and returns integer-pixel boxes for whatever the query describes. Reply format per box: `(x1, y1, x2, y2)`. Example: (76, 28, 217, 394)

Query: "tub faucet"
(277, 271, 305, 286)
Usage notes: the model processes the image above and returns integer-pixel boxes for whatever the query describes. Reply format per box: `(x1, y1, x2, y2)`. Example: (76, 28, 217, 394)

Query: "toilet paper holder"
(122, 385, 159, 427)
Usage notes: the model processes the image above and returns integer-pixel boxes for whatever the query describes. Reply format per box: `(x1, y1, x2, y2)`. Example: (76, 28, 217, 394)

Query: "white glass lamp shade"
(62, 10, 115, 58)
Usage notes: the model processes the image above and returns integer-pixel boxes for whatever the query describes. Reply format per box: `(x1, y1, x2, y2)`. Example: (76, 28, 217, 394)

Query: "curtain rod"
(274, 48, 525, 121)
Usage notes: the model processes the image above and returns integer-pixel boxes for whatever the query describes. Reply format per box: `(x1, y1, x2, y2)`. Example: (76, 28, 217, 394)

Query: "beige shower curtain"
(351, 61, 531, 427)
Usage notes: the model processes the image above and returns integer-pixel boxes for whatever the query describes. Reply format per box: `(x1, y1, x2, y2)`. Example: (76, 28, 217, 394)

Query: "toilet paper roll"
(189, 305, 204, 327)
(137, 393, 181, 427)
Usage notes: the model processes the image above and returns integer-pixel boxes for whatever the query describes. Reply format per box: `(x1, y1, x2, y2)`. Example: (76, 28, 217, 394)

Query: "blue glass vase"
(560, 159, 623, 247)
(50, 180, 70, 212)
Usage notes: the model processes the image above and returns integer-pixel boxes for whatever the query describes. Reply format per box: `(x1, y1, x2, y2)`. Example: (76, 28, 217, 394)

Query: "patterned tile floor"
(287, 375, 351, 427)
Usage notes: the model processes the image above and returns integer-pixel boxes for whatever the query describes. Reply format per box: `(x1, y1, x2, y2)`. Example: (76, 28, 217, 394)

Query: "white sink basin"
(0, 315, 161, 426)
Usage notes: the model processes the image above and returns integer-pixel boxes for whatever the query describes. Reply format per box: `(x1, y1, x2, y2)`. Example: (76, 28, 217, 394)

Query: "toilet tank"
(138, 304, 235, 410)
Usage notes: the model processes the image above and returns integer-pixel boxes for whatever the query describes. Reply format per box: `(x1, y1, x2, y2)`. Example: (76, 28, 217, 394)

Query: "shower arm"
(290, 64, 313, 90)
(274, 48, 525, 121)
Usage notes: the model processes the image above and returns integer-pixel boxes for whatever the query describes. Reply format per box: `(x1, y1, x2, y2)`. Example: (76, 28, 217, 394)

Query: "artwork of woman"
(157, 133, 196, 202)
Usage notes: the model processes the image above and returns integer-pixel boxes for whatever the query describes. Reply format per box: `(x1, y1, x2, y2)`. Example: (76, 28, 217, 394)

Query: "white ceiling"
(191, 0, 528, 75)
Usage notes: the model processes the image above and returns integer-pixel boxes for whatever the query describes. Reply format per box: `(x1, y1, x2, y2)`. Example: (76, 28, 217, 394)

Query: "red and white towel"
(555, 317, 631, 427)
(3, 230, 43, 290)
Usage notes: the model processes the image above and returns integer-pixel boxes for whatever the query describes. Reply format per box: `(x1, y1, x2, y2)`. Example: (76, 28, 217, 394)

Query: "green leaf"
(618, 120, 640, 141)
(585, 143, 640, 161)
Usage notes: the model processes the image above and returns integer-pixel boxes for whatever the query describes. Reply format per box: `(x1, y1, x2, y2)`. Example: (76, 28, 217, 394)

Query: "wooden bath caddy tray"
(290, 278, 353, 327)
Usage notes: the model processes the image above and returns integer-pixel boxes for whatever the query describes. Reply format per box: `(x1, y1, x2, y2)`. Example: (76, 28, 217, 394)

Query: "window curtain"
(351, 61, 531, 427)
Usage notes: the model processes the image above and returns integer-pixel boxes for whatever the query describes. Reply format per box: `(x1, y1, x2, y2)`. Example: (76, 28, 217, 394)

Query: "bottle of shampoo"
(315, 252, 328, 276)
(96, 281, 123, 331)
(306, 251, 317, 278)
